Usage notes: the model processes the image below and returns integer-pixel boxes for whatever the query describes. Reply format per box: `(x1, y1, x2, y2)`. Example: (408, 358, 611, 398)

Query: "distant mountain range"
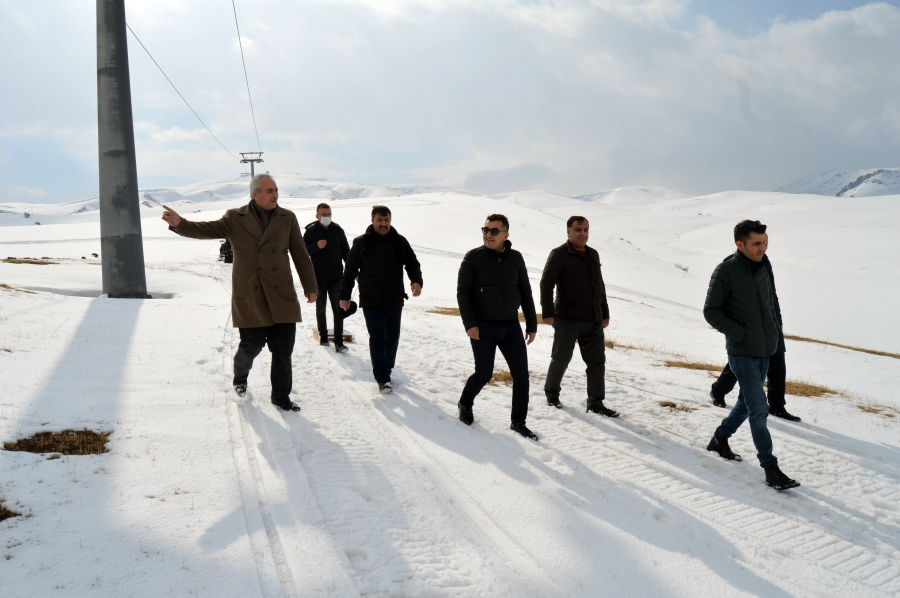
(776, 168, 900, 197)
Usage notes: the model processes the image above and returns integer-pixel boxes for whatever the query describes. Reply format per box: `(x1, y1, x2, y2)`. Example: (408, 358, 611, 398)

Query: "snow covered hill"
(1, 175, 899, 596)
(775, 167, 900, 197)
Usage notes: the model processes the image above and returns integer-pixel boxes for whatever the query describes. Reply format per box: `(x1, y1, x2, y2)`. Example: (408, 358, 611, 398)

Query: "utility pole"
(97, 0, 149, 298)
(240, 152, 264, 178)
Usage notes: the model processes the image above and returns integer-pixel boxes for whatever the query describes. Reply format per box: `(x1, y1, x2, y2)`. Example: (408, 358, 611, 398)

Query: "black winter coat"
(457, 241, 538, 333)
(340, 225, 423, 310)
(704, 250, 780, 358)
(721, 253, 786, 353)
(539, 241, 610, 322)
(303, 221, 350, 281)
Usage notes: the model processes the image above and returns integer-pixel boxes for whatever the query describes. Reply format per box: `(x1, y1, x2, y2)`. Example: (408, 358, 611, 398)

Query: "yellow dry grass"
(3, 258, 57, 265)
(425, 306, 546, 324)
(659, 401, 696, 412)
(664, 360, 722, 372)
(0, 283, 36, 294)
(782, 380, 837, 397)
(3, 429, 110, 455)
(785, 334, 899, 360)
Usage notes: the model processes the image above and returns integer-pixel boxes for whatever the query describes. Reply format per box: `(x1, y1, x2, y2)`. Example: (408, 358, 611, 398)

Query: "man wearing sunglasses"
(456, 214, 539, 440)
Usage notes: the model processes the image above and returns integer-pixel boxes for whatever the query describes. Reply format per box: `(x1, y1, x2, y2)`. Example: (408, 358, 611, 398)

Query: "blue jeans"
(362, 307, 402, 383)
(459, 320, 530, 423)
(714, 355, 778, 468)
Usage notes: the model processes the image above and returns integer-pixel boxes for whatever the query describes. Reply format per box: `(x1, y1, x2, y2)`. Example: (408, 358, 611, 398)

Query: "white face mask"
(320, 216, 332, 226)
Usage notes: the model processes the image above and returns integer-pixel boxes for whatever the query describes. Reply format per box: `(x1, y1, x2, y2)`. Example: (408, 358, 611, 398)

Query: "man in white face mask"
(304, 203, 351, 352)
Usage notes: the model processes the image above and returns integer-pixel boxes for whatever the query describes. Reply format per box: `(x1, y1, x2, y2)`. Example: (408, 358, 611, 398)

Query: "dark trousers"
(233, 323, 296, 402)
(544, 318, 606, 400)
(714, 355, 777, 468)
(459, 320, 530, 423)
(362, 307, 402, 383)
(315, 278, 343, 343)
(711, 351, 786, 408)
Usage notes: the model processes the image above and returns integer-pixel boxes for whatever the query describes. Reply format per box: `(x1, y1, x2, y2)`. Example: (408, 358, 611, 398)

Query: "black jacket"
(704, 250, 781, 358)
(539, 241, 609, 323)
(457, 241, 538, 333)
(340, 225, 423, 310)
(721, 253, 786, 353)
(303, 221, 350, 281)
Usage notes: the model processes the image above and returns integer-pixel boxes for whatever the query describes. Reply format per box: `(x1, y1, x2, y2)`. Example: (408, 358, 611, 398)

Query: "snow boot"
(234, 383, 247, 398)
(710, 388, 727, 408)
(319, 336, 330, 347)
(707, 435, 742, 461)
(769, 406, 801, 422)
(546, 392, 562, 409)
(272, 398, 301, 412)
(587, 397, 619, 418)
(510, 421, 538, 441)
(378, 382, 393, 394)
(458, 403, 474, 426)
(765, 465, 800, 490)
(335, 343, 349, 354)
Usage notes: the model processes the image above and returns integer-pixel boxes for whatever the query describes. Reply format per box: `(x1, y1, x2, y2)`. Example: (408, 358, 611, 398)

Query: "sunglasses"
(481, 227, 505, 236)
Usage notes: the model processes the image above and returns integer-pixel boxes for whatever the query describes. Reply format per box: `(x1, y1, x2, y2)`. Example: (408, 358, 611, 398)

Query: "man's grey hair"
(249, 173, 275, 195)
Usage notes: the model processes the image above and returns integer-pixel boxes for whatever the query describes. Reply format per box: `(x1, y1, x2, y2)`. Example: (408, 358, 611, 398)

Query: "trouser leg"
(544, 319, 578, 399)
(711, 362, 738, 399)
(326, 280, 344, 343)
(766, 351, 787, 409)
(363, 308, 389, 383)
(460, 322, 499, 408)
(577, 321, 607, 400)
(266, 323, 296, 402)
(716, 355, 776, 468)
(498, 321, 530, 423)
(315, 282, 330, 336)
(233, 327, 267, 385)
(383, 308, 402, 377)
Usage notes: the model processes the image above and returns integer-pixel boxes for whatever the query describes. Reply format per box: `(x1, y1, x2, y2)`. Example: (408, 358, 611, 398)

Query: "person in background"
(304, 203, 351, 353)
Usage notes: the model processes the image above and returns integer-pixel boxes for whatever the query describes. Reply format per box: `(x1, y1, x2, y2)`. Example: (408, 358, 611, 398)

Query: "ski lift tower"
(240, 152, 264, 178)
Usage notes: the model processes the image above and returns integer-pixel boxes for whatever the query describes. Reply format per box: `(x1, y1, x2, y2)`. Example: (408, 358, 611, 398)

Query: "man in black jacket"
(540, 216, 617, 417)
(457, 214, 539, 440)
(710, 253, 800, 421)
(704, 220, 799, 491)
(304, 203, 351, 353)
(340, 205, 422, 393)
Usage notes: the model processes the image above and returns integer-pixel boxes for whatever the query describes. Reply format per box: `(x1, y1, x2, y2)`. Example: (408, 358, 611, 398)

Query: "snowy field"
(1, 174, 898, 597)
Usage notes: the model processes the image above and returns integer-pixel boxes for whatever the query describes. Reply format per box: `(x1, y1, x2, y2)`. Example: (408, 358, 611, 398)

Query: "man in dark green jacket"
(540, 216, 617, 416)
(704, 220, 799, 491)
(457, 214, 539, 440)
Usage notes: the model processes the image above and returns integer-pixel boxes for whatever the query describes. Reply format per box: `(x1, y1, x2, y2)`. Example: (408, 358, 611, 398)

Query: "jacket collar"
(565, 240, 590, 254)
(733, 249, 765, 274)
(235, 202, 287, 243)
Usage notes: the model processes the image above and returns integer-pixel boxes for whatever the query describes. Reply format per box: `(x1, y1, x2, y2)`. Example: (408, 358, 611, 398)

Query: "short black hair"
(485, 213, 509, 231)
(371, 205, 391, 218)
(734, 219, 767, 243)
(316, 202, 331, 213)
(567, 216, 588, 228)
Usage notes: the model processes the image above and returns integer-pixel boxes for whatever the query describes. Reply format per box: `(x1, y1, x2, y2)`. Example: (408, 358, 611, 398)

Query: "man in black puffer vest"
(704, 220, 799, 491)
(304, 203, 351, 353)
(340, 205, 422, 394)
(457, 214, 539, 440)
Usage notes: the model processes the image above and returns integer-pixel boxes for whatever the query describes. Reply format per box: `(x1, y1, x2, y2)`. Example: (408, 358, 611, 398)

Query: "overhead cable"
(230, 0, 262, 153)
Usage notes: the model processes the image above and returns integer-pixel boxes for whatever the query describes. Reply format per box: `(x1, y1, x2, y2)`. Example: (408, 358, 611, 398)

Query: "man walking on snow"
(704, 219, 799, 490)
(457, 214, 539, 440)
(161, 174, 318, 412)
(340, 205, 423, 394)
(304, 203, 351, 353)
(540, 216, 617, 417)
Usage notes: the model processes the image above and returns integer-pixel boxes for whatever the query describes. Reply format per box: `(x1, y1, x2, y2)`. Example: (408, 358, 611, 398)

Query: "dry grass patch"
(3, 258, 58, 265)
(3, 429, 110, 455)
(0, 502, 19, 523)
(0, 283, 36, 294)
(857, 404, 897, 417)
(425, 306, 546, 324)
(487, 370, 544, 387)
(664, 360, 722, 372)
(781, 381, 836, 398)
(785, 334, 900, 360)
(659, 401, 696, 412)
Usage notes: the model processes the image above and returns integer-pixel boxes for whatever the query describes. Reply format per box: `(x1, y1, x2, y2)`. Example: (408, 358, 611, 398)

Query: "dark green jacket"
(704, 250, 780, 358)
(539, 241, 609, 322)
(457, 241, 538, 333)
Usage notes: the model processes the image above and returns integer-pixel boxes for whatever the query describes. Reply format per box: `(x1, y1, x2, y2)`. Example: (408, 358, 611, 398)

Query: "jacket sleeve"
(765, 259, 783, 327)
(703, 264, 746, 343)
(340, 229, 350, 261)
(170, 213, 229, 240)
(456, 253, 477, 331)
(288, 217, 319, 296)
(518, 254, 538, 333)
(401, 237, 423, 287)
(539, 248, 561, 319)
(596, 255, 610, 320)
(340, 237, 362, 300)
(303, 226, 320, 256)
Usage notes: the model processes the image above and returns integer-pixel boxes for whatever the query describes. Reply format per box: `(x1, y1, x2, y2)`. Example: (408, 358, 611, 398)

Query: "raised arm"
(163, 205, 228, 240)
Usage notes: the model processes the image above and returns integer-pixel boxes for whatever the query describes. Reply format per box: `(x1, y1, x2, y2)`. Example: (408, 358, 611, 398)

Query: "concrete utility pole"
(97, 0, 149, 298)
(240, 152, 264, 178)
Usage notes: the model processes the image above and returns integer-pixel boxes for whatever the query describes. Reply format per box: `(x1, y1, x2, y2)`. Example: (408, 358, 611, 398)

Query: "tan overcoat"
(172, 203, 318, 328)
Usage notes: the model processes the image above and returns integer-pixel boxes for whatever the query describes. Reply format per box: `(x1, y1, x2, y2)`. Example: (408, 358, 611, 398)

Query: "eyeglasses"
(481, 227, 505, 236)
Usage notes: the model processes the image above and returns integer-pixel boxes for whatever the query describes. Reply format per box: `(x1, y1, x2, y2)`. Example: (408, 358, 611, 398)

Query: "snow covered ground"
(1, 175, 898, 597)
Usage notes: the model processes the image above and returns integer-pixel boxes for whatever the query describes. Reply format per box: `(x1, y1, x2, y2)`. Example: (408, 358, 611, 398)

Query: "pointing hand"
(161, 205, 182, 227)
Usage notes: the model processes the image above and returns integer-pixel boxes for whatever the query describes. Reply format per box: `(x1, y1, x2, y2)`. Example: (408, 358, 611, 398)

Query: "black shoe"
(335, 344, 348, 354)
(769, 406, 801, 422)
(458, 403, 474, 426)
(319, 336, 330, 347)
(510, 421, 538, 440)
(707, 435, 742, 461)
(710, 389, 727, 408)
(378, 382, 393, 394)
(272, 399, 301, 412)
(586, 397, 619, 417)
(234, 383, 247, 398)
(546, 395, 562, 409)
(765, 465, 800, 490)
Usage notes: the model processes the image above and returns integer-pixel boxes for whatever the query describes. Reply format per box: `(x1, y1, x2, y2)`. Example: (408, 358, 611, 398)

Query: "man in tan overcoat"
(161, 174, 318, 411)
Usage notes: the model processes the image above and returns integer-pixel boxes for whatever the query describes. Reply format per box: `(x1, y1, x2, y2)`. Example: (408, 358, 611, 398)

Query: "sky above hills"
(3, 0, 900, 203)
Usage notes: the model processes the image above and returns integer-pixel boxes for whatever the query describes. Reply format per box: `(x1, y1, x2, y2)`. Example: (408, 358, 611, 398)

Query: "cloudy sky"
(3, 0, 900, 203)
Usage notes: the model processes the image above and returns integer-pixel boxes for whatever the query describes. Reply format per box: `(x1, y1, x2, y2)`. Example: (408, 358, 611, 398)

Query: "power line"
(230, 0, 262, 153)
(125, 23, 240, 162)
